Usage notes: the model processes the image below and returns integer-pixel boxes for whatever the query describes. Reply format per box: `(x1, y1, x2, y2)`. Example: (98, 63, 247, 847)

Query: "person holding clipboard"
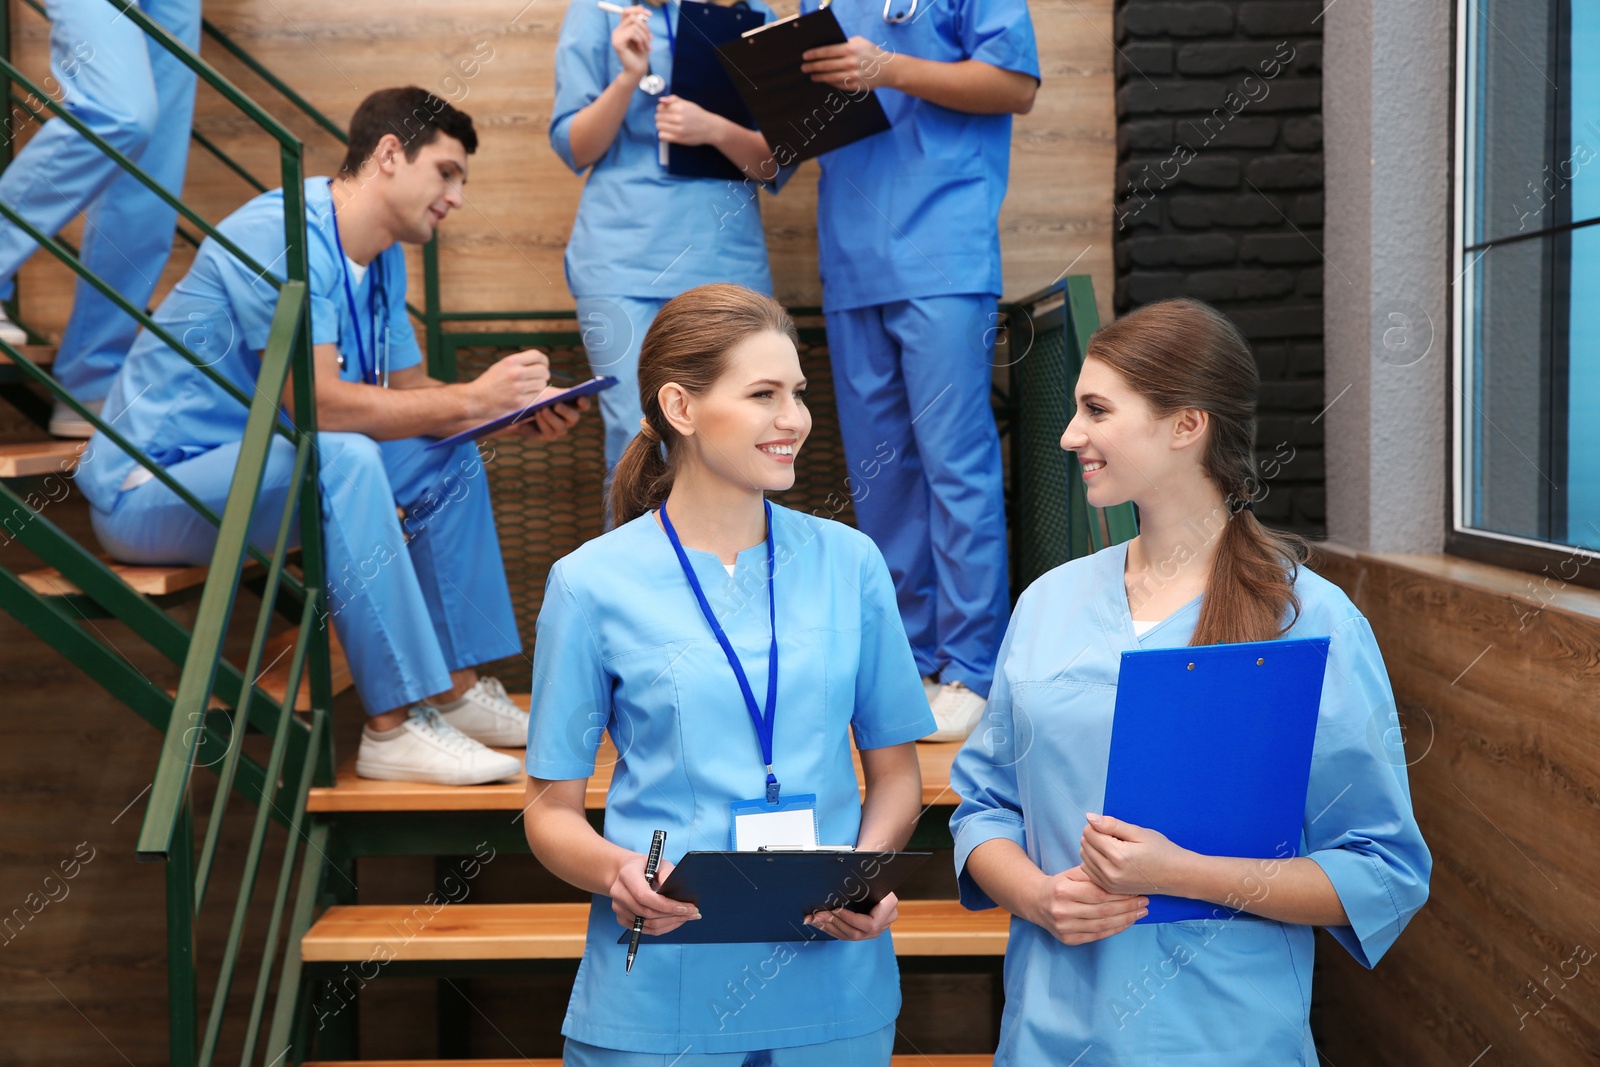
(523, 283, 935, 1065)
(948, 299, 1431, 1064)
(551, 0, 785, 474)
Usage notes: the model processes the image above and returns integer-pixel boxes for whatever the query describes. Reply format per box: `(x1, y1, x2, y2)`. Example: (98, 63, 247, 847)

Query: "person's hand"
(472, 349, 551, 418)
(805, 891, 899, 941)
(800, 36, 896, 93)
(517, 393, 589, 442)
(610, 854, 698, 935)
(1028, 864, 1147, 946)
(655, 95, 727, 147)
(611, 6, 653, 80)
(1078, 812, 1190, 897)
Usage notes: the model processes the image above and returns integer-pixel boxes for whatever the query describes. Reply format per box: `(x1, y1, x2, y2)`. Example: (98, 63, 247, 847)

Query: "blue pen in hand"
(626, 829, 667, 974)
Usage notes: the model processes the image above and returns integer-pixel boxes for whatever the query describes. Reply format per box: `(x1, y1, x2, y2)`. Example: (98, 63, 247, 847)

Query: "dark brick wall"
(1113, 1, 1326, 536)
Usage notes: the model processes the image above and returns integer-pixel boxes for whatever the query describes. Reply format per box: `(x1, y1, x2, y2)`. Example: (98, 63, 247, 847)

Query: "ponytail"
(1085, 298, 1307, 646)
(605, 284, 798, 526)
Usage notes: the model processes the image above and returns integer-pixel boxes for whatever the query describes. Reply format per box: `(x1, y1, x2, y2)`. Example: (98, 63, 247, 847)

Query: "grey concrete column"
(1322, 0, 1452, 552)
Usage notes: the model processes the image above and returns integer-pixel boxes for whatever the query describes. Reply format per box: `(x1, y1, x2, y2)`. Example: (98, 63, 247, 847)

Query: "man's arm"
(281, 343, 551, 440)
(802, 39, 1036, 115)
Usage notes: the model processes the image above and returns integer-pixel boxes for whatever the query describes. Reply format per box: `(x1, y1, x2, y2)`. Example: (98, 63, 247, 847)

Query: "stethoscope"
(818, 0, 917, 27)
(327, 181, 391, 388)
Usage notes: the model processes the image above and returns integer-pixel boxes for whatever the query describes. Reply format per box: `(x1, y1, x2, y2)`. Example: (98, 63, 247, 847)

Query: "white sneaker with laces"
(49, 397, 103, 439)
(431, 675, 530, 748)
(924, 680, 987, 743)
(0, 308, 25, 346)
(355, 705, 522, 785)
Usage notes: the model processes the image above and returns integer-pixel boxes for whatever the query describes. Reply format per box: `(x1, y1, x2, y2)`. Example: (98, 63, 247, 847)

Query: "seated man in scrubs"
(799, 0, 1040, 741)
(75, 87, 584, 786)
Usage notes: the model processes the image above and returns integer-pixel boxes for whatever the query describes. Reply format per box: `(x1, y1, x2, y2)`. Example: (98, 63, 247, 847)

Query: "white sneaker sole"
(355, 755, 521, 786)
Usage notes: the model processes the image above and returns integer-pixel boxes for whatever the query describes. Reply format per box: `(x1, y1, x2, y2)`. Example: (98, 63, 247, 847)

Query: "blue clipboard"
(1101, 636, 1331, 923)
(665, 1, 767, 181)
(424, 375, 618, 450)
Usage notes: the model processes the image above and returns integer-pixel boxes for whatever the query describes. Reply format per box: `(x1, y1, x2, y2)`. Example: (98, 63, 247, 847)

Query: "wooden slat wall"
(6, 0, 1114, 339)
(1312, 547, 1600, 1066)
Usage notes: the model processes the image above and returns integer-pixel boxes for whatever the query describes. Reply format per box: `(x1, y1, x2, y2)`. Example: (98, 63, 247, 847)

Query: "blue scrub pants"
(0, 0, 200, 401)
(825, 296, 1009, 696)
(562, 1024, 893, 1066)
(88, 432, 523, 715)
(574, 294, 668, 469)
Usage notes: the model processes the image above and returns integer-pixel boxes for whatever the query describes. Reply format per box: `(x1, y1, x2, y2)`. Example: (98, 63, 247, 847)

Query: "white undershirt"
(723, 563, 737, 576)
(345, 254, 368, 286)
(1132, 619, 1159, 637)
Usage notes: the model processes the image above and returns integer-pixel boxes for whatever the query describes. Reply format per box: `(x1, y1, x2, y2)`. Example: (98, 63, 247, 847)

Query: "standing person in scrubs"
(949, 299, 1432, 1065)
(0, 0, 202, 438)
(796, 0, 1040, 741)
(77, 88, 586, 786)
(551, 0, 783, 473)
(523, 283, 934, 1065)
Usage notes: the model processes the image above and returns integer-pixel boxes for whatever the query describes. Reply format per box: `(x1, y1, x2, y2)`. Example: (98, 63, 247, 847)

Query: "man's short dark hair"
(340, 86, 478, 176)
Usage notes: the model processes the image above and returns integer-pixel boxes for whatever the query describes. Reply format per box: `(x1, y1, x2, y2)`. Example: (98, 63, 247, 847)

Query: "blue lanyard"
(327, 182, 383, 386)
(662, 1, 675, 55)
(660, 499, 780, 804)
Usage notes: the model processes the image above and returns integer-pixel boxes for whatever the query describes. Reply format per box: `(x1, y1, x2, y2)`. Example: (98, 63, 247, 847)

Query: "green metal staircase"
(0, 5, 1135, 1064)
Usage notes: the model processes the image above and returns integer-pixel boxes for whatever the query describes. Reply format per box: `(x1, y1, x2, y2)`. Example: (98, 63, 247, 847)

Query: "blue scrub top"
(800, 0, 1039, 312)
(551, 0, 778, 300)
(76, 178, 420, 512)
(948, 542, 1432, 1065)
(527, 504, 935, 1055)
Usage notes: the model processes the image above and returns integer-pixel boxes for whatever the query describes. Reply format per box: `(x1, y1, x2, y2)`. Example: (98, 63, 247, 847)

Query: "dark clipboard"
(665, 1, 768, 181)
(616, 849, 929, 944)
(424, 375, 619, 450)
(715, 7, 891, 165)
(1101, 637, 1332, 924)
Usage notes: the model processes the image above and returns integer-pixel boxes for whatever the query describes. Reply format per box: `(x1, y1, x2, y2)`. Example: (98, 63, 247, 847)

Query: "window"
(1454, 0, 1600, 574)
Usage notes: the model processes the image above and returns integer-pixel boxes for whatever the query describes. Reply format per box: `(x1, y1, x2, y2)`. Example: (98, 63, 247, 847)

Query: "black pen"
(626, 829, 667, 974)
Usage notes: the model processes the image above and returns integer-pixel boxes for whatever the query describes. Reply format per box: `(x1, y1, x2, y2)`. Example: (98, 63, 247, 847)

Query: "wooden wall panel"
(1312, 547, 1600, 1066)
(7, 0, 1114, 338)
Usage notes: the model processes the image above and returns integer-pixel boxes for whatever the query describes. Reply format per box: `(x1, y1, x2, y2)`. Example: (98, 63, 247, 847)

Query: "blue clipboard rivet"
(1257, 657, 1265, 665)
(1187, 662, 1195, 670)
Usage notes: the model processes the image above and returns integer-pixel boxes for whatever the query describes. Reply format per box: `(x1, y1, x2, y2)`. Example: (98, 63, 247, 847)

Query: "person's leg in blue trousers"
(89, 432, 522, 717)
(824, 304, 939, 680)
(561, 1023, 893, 1065)
(826, 296, 1009, 696)
(54, 0, 202, 402)
(575, 294, 668, 469)
(0, 0, 159, 296)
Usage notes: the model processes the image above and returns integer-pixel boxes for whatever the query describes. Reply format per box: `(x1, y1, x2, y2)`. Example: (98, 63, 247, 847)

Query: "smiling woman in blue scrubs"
(523, 284, 934, 1065)
(552, 0, 782, 471)
(950, 299, 1432, 1065)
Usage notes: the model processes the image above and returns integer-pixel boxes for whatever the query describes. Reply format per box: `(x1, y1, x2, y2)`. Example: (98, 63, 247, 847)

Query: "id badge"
(729, 793, 819, 851)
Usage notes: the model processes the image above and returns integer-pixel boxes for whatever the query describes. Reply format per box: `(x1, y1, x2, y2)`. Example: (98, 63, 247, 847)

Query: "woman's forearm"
(523, 779, 633, 895)
(711, 121, 778, 180)
(963, 839, 1047, 924)
(568, 71, 643, 170)
(1174, 854, 1348, 927)
(855, 743, 922, 852)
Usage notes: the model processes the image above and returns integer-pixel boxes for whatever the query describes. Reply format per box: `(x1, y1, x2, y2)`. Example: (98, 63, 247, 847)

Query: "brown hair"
(339, 87, 478, 177)
(1085, 298, 1308, 645)
(608, 284, 799, 525)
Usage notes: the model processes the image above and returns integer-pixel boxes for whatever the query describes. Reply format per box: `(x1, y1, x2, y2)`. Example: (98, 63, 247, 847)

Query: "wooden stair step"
(308, 1059, 991, 1066)
(300, 900, 1008, 963)
(0, 438, 83, 477)
(0, 343, 58, 366)
(19, 556, 244, 597)
(307, 691, 964, 812)
(256, 624, 354, 710)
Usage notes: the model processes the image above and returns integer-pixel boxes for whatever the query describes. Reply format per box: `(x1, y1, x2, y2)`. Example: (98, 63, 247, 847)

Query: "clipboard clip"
(756, 844, 856, 852)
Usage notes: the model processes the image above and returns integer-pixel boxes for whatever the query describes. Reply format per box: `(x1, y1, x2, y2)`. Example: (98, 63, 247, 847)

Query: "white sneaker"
(355, 705, 523, 785)
(49, 397, 103, 439)
(924, 680, 987, 743)
(922, 675, 940, 704)
(0, 308, 26, 346)
(431, 675, 529, 748)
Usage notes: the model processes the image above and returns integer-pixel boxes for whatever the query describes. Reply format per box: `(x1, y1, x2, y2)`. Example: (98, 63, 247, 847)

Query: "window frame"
(1448, 0, 1600, 590)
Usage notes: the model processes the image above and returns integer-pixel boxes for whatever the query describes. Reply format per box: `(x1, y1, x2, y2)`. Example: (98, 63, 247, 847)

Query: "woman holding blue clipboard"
(522, 284, 934, 1065)
(950, 298, 1431, 1065)
(552, 0, 783, 474)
